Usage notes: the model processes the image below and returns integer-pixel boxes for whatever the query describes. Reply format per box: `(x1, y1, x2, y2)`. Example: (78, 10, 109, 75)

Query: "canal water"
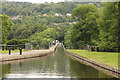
(1, 44, 115, 79)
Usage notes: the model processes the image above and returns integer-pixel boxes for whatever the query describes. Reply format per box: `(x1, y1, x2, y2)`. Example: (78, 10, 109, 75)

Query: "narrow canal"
(1, 44, 115, 79)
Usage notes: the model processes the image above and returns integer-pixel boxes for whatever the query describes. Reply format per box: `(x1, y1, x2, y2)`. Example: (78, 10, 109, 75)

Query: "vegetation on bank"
(67, 49, 119, 68)
(1, 2, 119, 51)
(65, 2, 119, 52)
(2, 2, 81, 49)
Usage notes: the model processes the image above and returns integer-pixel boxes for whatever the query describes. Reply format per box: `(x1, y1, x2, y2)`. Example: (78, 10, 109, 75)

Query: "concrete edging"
(65, 51, 119, 78)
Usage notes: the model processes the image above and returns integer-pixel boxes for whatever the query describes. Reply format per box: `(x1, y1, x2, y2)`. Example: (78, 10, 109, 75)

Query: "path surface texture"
(0, 45, 57, 62)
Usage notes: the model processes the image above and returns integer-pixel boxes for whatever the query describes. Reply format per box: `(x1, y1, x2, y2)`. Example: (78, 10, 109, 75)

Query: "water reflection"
(70, 58, 114, 78)
(1, 64, 11, 78)
(2, 44, 115, 79)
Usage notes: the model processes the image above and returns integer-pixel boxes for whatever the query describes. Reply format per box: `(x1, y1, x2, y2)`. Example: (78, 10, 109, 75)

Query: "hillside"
(2, 2, 109, 50)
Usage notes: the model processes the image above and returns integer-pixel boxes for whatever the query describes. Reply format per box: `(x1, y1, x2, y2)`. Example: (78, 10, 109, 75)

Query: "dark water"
(0, 44, 116, 79)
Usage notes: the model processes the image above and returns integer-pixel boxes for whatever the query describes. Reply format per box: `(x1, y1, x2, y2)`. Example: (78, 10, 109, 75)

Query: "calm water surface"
(1, 44, 115, 79)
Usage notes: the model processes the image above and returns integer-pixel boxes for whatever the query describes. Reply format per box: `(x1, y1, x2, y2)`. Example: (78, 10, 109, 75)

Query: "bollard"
(12, 48, 14, 51)
(91, 47, 93, 51)
(9, 48, 11, 55)
(2, 46, 4, 51)
(97, 47, 99, 52)
(20, 48, 22, 55)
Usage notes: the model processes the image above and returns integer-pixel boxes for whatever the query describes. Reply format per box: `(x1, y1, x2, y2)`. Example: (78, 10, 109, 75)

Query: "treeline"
(2, 2, 83, 16)
(2, 2, 119, 51)
(1, 13, 70, 48)
(2, 2, 80, 48)
(64, 2, 119, 52)
(2, 2, 82, 41)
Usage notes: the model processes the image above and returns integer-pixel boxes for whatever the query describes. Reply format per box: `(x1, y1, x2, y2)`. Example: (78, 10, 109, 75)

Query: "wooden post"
(97, 47, 99, 52)
(9, 48, 11, 55)
(91, 47, 94, 51)
(2, 46, 4, 51)
(20, 48, 22, 55)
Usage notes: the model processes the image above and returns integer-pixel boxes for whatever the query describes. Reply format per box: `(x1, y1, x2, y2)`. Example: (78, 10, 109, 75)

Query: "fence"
(0, 44, 25, 51)
(84, 44, 99, 52)
(84, 44, 119, 52)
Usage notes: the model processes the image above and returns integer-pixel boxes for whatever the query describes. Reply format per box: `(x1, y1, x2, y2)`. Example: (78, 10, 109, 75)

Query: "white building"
(66, 13, 71, 16)
(55, 13, 63, 16)
(52, 23, 58, 25)
(43, 14, 47, 16)
(10, 15, 22, 20)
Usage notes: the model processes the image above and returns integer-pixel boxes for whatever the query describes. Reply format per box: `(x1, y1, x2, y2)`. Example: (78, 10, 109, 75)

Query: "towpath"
(0, 45, 57, 62)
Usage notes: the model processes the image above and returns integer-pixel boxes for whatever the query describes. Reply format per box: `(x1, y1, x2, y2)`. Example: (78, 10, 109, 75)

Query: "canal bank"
(0, 45, 57, 62)
(1, 44, 116, 79)
(65, 51, 119, 78)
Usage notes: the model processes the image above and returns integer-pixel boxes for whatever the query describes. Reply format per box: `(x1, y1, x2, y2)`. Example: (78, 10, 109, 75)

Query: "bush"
(6, 39, 28, 45)
(36, 45, 40, 50)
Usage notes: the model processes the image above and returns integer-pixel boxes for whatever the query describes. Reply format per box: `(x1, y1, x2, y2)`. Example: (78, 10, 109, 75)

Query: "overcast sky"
(7, 0, 119, 3)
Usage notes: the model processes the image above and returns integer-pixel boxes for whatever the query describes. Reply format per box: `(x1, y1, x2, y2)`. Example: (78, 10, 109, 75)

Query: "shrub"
(6, 39, 28, 45)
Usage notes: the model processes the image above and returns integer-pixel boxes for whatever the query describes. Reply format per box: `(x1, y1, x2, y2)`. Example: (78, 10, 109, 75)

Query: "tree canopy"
(1, 13, 13, 43)
(97, 2, 119, 51)
(70, 4, 99, 48)
(64, 2, 119, 52)
(2, 1, 118, 51)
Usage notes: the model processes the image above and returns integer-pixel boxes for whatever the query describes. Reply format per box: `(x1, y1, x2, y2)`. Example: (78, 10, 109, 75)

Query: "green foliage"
(71, 4, 99, 49)
(1, 13, 13, 43)
(66, 2, 118, 52)
(2, 2, 83, 46)
(6, 39, 28, 45)
(29, 28, 58, 49)
(53, 23, 70, 42)
(64, 25, 73, 49)
(3, 2, 117, 52)
(8, 21, 48, 40)
(2, 2, 80, 16)
(97, 2, 119, 51)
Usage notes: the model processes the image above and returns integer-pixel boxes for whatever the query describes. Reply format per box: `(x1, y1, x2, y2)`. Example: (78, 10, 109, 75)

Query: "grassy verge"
(1, 49, 29, 54)
(67, 49, 119, 68)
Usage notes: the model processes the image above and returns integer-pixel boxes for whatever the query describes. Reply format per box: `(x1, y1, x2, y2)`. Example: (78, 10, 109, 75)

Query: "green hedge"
(6, 39, 28, 45)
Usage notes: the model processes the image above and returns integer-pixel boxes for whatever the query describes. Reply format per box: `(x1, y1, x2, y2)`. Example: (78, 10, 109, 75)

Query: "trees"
(29, 28, 58, 49)
(71, 4, 99, 49)
(6, 39, 28, 45)
(67, 2, 119, 52)
(2, 2, 81, 17)
(97, 2, 119, 51)
(64, 25, 73, 49)
(1, 13, 13, 43)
